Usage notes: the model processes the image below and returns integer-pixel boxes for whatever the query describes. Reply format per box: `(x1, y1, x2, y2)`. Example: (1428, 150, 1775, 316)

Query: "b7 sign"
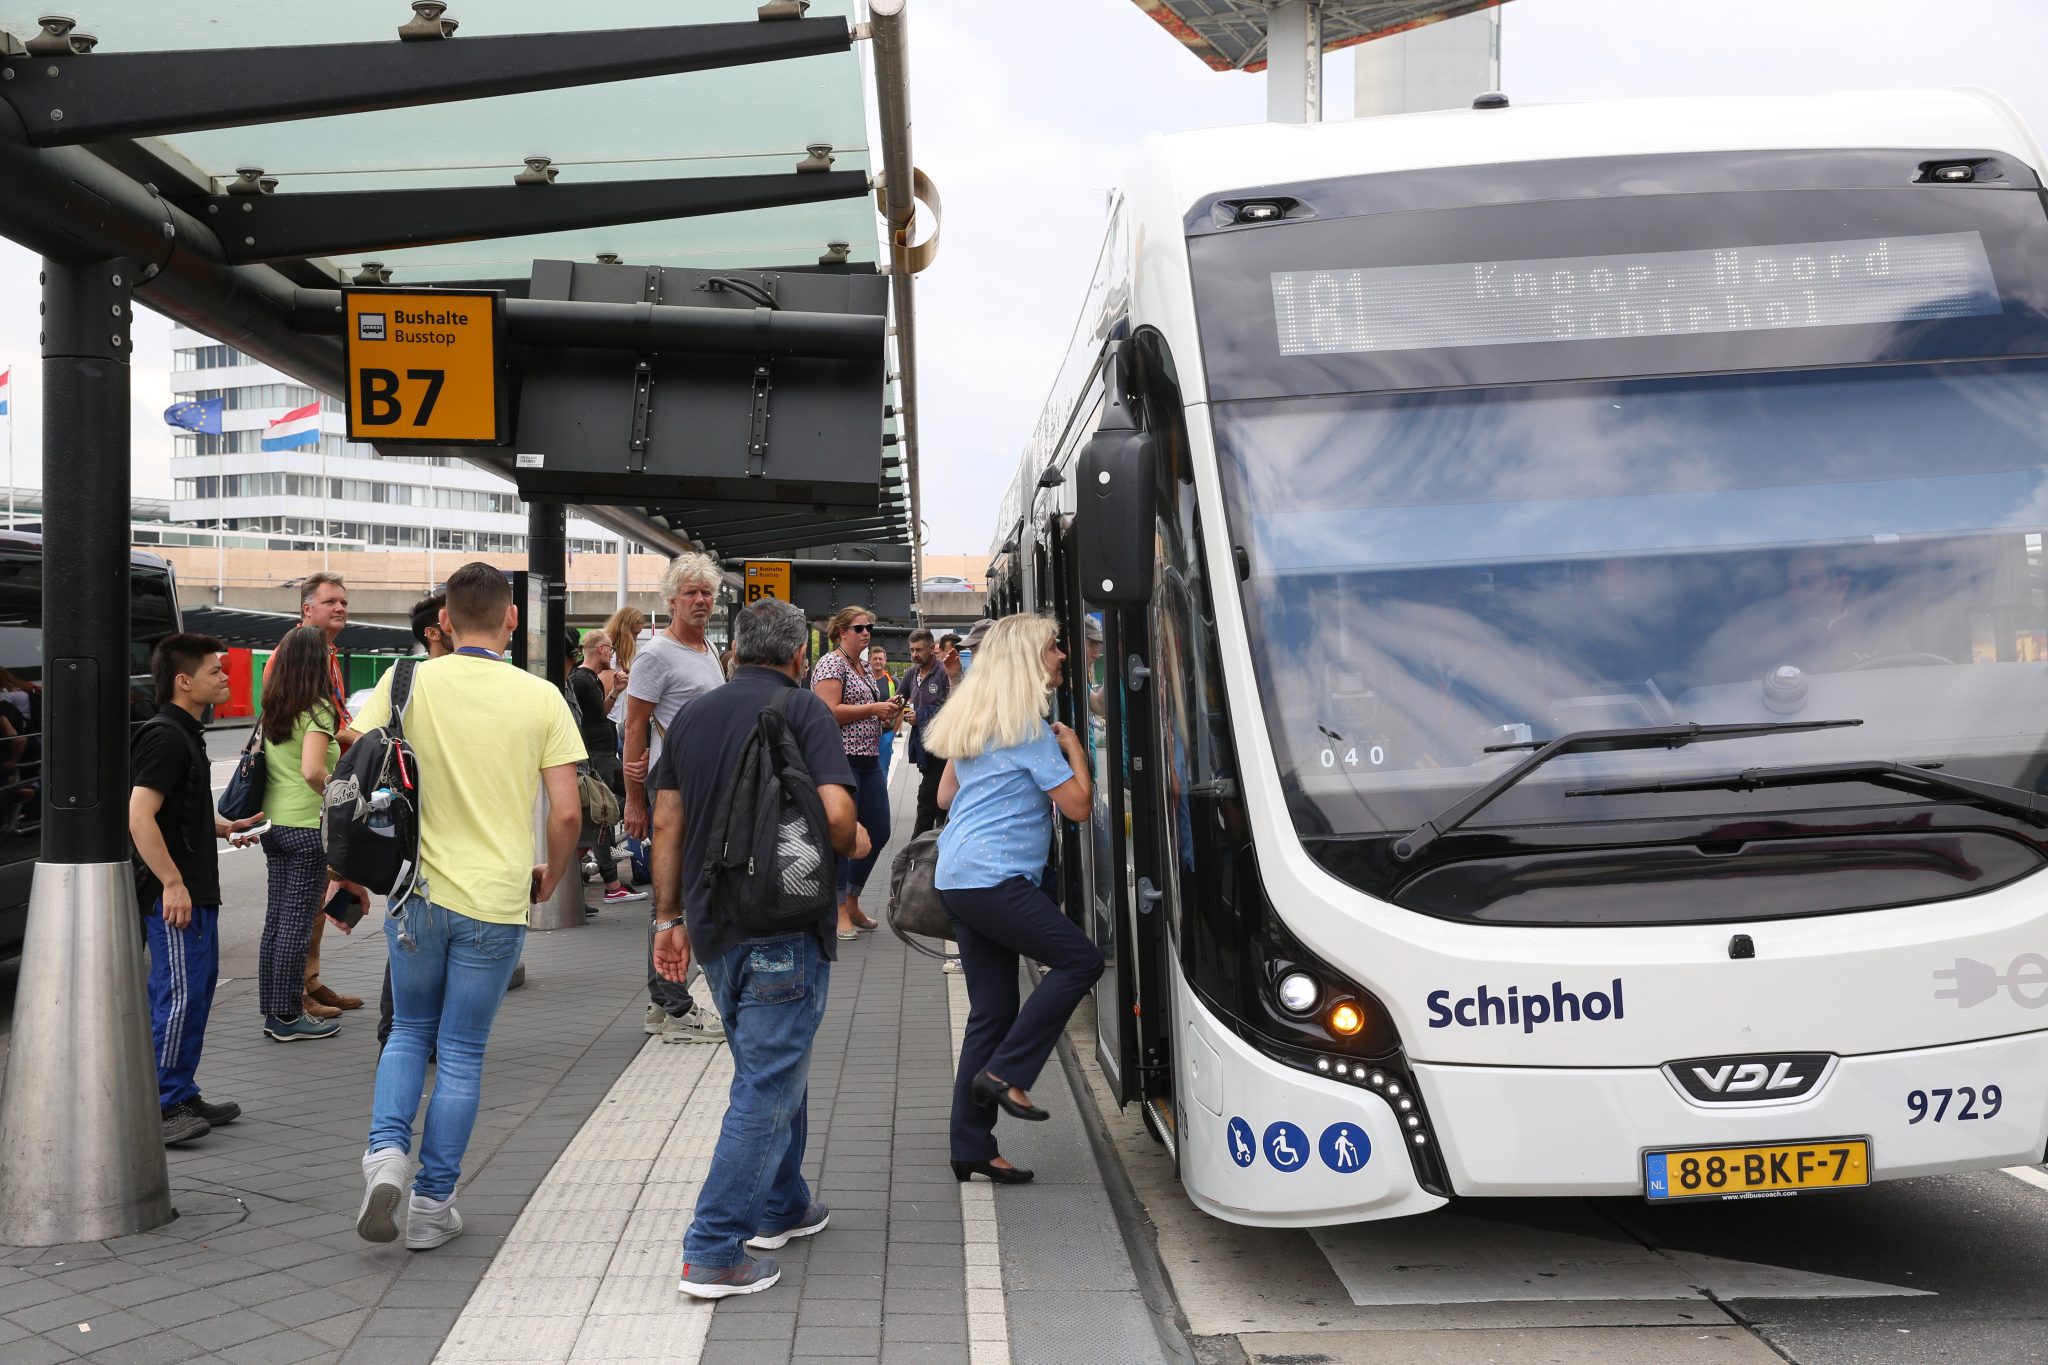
(343, 289, 507, 445)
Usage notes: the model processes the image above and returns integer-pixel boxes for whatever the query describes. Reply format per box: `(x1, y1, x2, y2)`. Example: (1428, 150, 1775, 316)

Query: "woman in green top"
(258, 627, 346, 1042)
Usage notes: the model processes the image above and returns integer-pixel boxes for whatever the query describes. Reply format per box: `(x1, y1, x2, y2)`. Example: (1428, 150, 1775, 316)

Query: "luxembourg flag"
(0, 367, 10, 417)
(262, 399, 320, 451)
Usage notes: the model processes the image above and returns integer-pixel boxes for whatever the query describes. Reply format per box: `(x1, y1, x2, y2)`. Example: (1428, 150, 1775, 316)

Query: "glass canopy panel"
(0, 0, 880, 276)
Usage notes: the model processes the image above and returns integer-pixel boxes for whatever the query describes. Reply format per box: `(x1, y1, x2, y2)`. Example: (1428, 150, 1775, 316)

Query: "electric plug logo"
(1933, 954, 2048, 1009)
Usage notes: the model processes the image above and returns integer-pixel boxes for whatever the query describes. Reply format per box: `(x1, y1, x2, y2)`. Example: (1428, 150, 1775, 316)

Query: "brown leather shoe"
(308, 982, 362, 1011)
(301, 992, 343, 1021)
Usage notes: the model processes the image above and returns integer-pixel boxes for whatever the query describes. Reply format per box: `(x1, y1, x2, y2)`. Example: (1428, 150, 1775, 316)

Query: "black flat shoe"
(971, 1071, 1049, 1121)
(953, 1159, 1034, 1184)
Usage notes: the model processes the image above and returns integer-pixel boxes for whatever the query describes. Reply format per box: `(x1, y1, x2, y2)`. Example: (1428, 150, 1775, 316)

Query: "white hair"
(660, 550, 722, 601)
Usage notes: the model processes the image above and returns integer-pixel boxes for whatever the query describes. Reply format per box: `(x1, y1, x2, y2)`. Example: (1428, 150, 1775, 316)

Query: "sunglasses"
(845, 623, 872, 634)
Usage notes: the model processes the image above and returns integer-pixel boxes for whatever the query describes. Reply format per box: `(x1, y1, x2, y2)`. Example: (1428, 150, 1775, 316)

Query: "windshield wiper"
(1566, 760, 2048, 826)
(1391, 719, 1863, 863)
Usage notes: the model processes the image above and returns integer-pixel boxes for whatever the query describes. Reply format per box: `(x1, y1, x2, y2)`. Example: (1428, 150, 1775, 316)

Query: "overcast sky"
(2, 0, 2044, 553)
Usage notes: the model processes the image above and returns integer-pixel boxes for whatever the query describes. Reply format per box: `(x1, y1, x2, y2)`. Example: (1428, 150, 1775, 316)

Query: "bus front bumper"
(1415, 1029, 2048, 1198)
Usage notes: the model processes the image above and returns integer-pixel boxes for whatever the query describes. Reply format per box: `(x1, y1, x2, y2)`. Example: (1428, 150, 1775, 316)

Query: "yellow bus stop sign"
(743, 560, 793, 603)
(342, 288, 507, 445)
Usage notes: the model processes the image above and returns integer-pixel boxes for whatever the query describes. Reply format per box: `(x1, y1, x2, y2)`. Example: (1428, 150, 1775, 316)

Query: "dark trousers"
(912, 754, 947, 838)
(581, 751, 622, 887)
(835, 756, 891, 896)
(942, 877, 1104, 1163)
(257, 825, 326, 1020)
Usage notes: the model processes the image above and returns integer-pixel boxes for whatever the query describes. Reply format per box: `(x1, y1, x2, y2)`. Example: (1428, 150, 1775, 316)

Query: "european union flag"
(164, 397, 223, 434)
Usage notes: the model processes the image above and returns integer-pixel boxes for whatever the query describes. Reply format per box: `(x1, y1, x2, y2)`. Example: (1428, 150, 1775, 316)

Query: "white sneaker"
(942, 958, 963, 974)
(644, 1002, 668, 1036)
(659, 1008, 725, 1045)
(356, 1148, 411, 1244)
(406, 1193, 464, 1251)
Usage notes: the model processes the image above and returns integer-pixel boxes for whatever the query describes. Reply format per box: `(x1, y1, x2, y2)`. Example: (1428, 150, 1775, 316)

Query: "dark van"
(0, 533, 181, 957)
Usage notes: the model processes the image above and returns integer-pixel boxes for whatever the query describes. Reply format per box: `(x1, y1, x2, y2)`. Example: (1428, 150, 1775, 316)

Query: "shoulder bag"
(887, 828, 953, 943)
(216, 720, 268, 822)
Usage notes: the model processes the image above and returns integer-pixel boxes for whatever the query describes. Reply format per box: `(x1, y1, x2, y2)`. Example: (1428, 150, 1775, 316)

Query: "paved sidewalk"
(0, 763, 1179, 1365)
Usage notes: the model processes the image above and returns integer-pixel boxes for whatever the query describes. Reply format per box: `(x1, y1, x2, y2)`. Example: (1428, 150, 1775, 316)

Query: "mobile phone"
(323, 884, 365, 930)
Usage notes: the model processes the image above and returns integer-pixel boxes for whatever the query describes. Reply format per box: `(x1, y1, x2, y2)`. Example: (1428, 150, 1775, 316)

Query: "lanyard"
(454, 646, 501, 660)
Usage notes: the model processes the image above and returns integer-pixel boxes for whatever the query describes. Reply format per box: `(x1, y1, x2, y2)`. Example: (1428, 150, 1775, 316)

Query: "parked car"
(920, 575, 975, 593)
(0, 534, 181, 958)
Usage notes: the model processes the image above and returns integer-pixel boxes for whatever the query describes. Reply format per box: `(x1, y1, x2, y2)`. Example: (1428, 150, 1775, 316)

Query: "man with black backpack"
(349, 563, 585, 1252)
(651, 597, 868, 1299)
(129, 634, 267, 1145)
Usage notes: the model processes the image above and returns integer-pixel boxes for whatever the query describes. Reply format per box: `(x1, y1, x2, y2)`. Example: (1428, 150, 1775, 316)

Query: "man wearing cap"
(957, 618, 994, 672)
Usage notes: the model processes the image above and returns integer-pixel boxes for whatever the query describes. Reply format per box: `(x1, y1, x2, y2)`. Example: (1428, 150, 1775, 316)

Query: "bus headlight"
(1277, 971, 1320, 1015)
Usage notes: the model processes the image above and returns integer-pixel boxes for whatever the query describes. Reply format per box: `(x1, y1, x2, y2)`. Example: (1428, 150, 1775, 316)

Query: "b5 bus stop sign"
(342, 288, 508, 445)
(743, 560, 793, 602)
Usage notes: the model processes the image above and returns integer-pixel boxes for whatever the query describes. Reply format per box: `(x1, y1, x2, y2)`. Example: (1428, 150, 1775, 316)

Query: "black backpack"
(321, 658, 422, 899)
(698, 690, 835, 937)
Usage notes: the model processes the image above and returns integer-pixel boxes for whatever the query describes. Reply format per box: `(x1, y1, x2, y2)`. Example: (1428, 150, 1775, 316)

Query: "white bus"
(989, 89, 2048, 1227)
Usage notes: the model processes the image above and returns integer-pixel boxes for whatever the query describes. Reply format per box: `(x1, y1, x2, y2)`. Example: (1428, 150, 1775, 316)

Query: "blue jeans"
(683, 931, 830, 1268)
(145, 903, 219, 1109)
(368, 895, 525, 1200)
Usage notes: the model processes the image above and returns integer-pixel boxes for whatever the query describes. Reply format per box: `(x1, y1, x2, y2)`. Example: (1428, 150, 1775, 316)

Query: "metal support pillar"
(0, 256, 173, 1244)
(526, 500, 582, 931)
(1266, 0, 1324, 124)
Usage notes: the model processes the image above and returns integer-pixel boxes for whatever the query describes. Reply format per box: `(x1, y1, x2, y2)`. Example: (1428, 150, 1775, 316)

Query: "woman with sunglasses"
(812, 605, 902, 939)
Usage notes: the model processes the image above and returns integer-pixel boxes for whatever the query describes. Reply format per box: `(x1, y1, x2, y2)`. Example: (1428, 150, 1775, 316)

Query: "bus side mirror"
(1079, 428, 1154, 607)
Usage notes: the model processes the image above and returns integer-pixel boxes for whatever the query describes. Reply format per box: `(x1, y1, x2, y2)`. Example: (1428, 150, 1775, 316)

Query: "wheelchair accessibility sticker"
(1263, 1121, 1310, 1172)
(1320, 1121, 1370, 1172)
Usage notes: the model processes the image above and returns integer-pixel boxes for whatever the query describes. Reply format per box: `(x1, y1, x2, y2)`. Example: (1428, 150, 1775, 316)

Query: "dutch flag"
(262, 399, 320, 451)
(0, 368, 10, 418)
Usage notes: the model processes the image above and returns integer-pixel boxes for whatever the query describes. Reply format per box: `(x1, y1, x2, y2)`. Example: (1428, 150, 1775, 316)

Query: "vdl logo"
(1663, 1052, 1835, 1105)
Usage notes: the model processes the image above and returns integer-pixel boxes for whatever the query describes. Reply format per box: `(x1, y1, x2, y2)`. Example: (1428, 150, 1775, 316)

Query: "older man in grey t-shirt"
(626, 634, 725, 800)
(621, 552, 729, 1041)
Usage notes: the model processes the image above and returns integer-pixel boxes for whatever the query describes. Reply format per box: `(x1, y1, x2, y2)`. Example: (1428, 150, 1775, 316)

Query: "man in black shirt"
(903, 628, 953, 837)
(651, 597, 865, 1299)
(129, 634, 266, 1146)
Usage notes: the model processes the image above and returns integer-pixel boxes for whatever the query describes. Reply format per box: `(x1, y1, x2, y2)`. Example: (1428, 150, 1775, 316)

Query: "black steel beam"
(207, 171, 871, 265)
(40, 255, 134, 863)
(293, 289, 884, 360)
(0, 17, 851, 146)
(709, 521, 904, 556)
(0, 102, 344, 382)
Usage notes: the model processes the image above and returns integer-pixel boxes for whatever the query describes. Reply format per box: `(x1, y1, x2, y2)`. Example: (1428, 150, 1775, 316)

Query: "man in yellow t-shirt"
(349, 562, 585, 1253)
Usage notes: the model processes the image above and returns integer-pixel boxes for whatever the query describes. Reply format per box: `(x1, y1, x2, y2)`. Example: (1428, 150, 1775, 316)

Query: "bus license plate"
(1644, 1139, 1869, 1201)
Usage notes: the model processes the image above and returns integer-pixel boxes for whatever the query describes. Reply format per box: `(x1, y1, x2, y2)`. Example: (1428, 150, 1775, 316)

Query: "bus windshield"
(1215, 358, 2048, 839)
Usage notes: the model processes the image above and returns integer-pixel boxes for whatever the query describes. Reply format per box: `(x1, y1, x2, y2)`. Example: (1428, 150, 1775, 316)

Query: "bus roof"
(1146, 88, 2045, 204)
(0, 529, 171, 574)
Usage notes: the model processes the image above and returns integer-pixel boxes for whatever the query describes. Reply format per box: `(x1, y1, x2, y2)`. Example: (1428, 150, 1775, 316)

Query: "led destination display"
(1270, 231, 2002, 356)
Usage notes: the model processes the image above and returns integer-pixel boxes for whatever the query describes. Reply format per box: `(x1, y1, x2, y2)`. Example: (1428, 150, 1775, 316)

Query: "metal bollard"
(528, 785, 586, 931)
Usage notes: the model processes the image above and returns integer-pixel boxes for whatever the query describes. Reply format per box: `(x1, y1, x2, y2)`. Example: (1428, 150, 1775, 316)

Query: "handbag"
(887, 828, 953, 941)
(578, 767, 622, 828)
(216, 721, 267, 822)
